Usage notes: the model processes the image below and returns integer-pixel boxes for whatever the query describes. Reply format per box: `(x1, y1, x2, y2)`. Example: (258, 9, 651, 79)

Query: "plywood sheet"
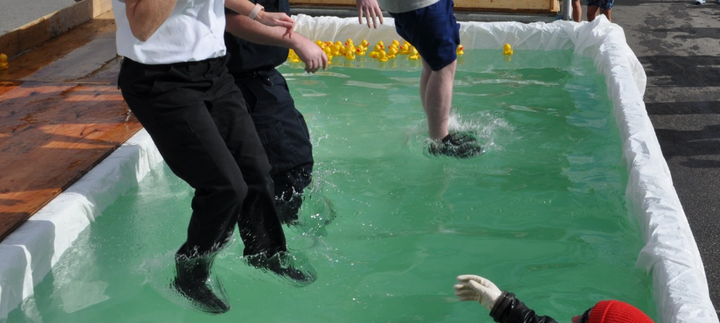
(290, 0, 559, 12)
(0, 14, 142, 242)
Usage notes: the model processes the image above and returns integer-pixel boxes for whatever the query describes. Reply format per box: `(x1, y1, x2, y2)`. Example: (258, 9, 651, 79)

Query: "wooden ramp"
(290, 0, 560, 13)
(0, 12, 142, 241)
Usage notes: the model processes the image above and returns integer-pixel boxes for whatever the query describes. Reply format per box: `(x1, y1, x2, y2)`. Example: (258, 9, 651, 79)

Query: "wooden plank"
(0, 12, 144, 242)
(289, 0, 559, 12)
(0, 81, 142, 241)
(0, 13, 118, 83)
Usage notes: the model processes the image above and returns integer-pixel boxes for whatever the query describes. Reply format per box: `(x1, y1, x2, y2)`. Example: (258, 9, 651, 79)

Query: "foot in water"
(427, 132, 484, 158)
(247, 251, 317, 286)
(172, 256, 230, 314)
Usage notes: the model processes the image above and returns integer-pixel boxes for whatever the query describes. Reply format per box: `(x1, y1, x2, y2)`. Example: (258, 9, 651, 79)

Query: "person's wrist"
(489, 291, 513, 319)
(248, 3, 264, 20)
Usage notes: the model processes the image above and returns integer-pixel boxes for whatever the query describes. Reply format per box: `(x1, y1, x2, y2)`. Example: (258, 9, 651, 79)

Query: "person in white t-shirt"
(111, 0, 315, 314)
(355, 0, 484, 158)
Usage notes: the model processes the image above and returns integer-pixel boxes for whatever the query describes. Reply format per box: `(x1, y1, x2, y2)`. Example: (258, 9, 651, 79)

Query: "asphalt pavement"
(610, 0, 720, 312)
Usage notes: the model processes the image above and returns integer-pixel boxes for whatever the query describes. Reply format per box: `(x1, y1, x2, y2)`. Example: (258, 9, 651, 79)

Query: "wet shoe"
(427, 132, 484, 158)
(172, 277, 231, 314)
(276, 196, 303, 226)
(172, 256, 230, 314)
(247, 251, 317, 286)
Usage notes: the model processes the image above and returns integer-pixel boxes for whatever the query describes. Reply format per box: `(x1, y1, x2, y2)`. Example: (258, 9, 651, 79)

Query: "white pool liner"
(0, 14, 717, 323)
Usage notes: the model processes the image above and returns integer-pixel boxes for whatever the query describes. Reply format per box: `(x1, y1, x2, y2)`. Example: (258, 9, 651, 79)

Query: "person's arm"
(355, 0, 384, 28)
(454, 275, 559, 323)
(225, 12, 327, 73)
(123, 0, 178, 41)
(225, 0, 294, 37)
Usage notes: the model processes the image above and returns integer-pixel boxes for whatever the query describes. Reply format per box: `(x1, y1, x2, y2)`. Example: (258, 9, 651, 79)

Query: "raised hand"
(453, 274, 502, 311)
(355, 0, 384, 29)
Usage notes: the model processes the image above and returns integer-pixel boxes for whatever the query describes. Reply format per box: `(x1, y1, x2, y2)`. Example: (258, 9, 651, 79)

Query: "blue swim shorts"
(587, 0, 614, 9)
(389, 0, 460, 71)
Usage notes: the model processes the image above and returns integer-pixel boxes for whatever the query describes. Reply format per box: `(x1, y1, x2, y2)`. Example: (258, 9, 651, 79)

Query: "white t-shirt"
(112, 0, 227, 64)
(377, 0, 440, 13)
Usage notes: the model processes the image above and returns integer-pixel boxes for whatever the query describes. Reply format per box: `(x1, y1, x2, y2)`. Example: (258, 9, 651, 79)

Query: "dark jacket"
(224, 0, 290, 74)
(490, 292, 559, 323)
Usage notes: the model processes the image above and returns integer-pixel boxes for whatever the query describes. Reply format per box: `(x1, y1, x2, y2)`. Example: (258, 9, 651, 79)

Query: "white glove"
(453, 274, 502, 311)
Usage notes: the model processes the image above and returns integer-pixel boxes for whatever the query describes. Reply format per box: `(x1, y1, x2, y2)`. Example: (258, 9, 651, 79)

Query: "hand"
(256, 11, 294, 38)
(355, 0, 384, 29)
(453, 275, 502, 311)
(292, 35, 328, 73)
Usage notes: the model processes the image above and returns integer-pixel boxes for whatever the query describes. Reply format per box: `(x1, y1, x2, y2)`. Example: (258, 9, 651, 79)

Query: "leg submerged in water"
(246, 251, 317, 286)
(172, 254, 230, 314)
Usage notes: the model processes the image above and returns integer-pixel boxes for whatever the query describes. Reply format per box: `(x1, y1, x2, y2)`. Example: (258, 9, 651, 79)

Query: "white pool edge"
(0, 15, 717, 323)
(0, 130, 164, 320)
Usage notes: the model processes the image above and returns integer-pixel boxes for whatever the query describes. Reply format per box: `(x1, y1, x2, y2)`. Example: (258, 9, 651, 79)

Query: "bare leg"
(587, 5, 599, 21)
(421, 59, 456, 141)
(420, 62, 430, 112)
(571, 0, 582, 22)
(601, 8, 612, 22)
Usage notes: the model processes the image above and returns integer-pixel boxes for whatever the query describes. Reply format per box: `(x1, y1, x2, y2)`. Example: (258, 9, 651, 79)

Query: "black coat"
(490, 292, 559, 323)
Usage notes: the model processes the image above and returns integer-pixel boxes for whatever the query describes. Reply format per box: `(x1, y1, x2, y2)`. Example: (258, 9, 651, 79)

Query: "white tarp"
(293, 14, 717, 323)
(0, 14, 716, 323)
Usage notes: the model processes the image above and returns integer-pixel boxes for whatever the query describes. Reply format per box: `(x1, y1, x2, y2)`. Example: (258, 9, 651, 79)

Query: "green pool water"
(7, 50, 656, 323)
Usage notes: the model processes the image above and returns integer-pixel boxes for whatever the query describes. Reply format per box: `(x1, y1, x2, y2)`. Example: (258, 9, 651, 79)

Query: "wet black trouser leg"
(231, 69, 313, 223)
(118, 57, 287, 258)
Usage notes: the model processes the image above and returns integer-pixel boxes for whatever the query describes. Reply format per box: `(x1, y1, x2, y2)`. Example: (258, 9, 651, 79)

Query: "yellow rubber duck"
(287, 49, 301, 63)
(408, 46, 420, 60)
(387, 45, 398, 59)
(456, 45, 464, 56)
(332, 42, 345, 57)
(360, 39, 370, 49)
(323, 46, 333, 64)
(0, 53, 8, 70)
(503, 43, 513, 56)
(377, 50, 388, 62)
(399, 41, 411, 55)
(345, 38, 354, 47)
(344, 47, 356, 61)
(356, 46, 366, 56)
(315, 40, 325, 48)
(391, 39, 400, 48)
(369, 43, 385, 59)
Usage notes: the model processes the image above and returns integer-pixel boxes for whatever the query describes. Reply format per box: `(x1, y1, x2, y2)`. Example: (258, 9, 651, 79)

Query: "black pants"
(118, 56, 287, 258)
(232, 69, 313, 223)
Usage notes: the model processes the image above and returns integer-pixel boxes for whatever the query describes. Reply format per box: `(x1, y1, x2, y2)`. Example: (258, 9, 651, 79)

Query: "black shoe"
(427, 132, 484, 158)
(172, 256, 230, 314)
(247, 252, 317, 286)
(276, 197, 303, 226)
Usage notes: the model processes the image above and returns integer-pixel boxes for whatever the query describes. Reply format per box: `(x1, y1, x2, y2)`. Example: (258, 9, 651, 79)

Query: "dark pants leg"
(232, 69, 313, 223)
(118, 57, 287, 258)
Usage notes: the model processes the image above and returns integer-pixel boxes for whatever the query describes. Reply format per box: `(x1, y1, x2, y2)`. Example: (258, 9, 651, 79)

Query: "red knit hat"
(588, 300, 654, 323)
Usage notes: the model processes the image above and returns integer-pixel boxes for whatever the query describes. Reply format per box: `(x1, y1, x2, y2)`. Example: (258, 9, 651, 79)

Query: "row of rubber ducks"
(287, 40, 513, 65)
(1, 43, 513, 71)
(288, 38, 466, 65)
